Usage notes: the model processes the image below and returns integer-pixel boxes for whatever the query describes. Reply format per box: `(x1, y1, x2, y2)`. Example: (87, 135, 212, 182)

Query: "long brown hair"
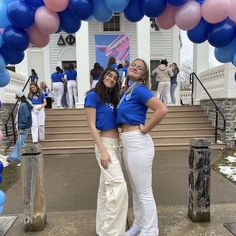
(88, 68, 120, 107)
(28, 82, 41, 100)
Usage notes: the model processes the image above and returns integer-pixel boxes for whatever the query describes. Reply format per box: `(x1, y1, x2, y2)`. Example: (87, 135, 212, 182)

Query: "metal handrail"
(4, 76, 31, 143)
(190, 72, 226, 143)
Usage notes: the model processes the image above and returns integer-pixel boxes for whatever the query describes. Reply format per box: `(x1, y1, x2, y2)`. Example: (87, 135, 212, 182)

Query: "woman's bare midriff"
(121, 124, 140, 133)
(100, 128, 119, 138)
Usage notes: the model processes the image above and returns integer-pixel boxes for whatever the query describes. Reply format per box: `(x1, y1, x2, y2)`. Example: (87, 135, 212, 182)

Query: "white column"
(137, 16, 150, 70)
(193, 42, 209, 104)
(172, 26, 181, 105)
(75, 22, 90, 108)
(42, 44, 51, 87)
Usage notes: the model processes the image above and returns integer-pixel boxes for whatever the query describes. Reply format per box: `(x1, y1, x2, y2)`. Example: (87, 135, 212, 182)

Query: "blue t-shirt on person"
(117, 84, 154, 126)
(64, 69, 77, 81)
(51, 72, 64, 83)
(84, 91, 117, 131)
(31, 92, 45, 105)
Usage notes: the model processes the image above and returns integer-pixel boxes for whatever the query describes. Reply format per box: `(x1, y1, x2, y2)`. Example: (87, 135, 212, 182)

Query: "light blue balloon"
(0, 55, 6, 73)
(105, 0, 129, 13)
(93, 0, 113, 22)
(0, 3, 10, 28)
(0, 69, 10, 87)
(0, 190, 6, 207)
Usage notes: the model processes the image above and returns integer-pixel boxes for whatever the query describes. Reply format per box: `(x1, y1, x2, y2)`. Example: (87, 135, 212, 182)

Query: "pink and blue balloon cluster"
(0, 0, 236, 88)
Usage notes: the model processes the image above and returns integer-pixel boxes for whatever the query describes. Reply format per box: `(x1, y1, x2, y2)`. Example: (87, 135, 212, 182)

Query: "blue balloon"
(214, 38, 236, 63)
(7, 1, 35, 29)
(24, 0, 44, 9)
(93, 0, 113, 22)
(3, 26, 29, 51)
(0, 44, 24, 65)
(59, 8, 81, 33)
(0, 55, 6, 73)
(144, 0, 166, 17)
(0, 175, 3, 185)
(105, 0, 129, 13)
(0, 205, 4, 214)
(0, 33, 3, 48)
(0, 161, 3, 173)
(208, 19, 235, 48)
(0, 2, 11, 28)
(187, 18, 212, 44)
(124, 0, 145, 22)
(232, 52, 236, 67)
(0, 190, 6, 207)
(69, 0, 94, 20)
(0, 69, 10, 87)
(167, 0, 187, 6)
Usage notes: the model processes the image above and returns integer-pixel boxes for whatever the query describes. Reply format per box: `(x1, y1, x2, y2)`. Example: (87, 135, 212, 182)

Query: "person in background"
(28, 82, 47, 143)
(90, 62, 102, 88)
(106, 56, 117, 70)
(7, 92, 33, 166)
(40, 81, 53, 109)
(84, 68, 128, 236)
(151, 59, 173, 105)
(117, 58, 168, 236)
(170, 63, 179, 104)
(64, 63, 77, 108)
(122, 60, 129, 77)
(30, 69, 39, 84)
(51, 66, 65, 108)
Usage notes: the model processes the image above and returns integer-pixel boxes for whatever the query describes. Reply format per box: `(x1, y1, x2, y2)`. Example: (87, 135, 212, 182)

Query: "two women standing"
(85, 58, 167, 236)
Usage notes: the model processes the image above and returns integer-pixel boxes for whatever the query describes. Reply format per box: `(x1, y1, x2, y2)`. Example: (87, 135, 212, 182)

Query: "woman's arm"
(140, 97, 168, 134)
(37, 98, 47, 111)
(85, 107, 111, 169)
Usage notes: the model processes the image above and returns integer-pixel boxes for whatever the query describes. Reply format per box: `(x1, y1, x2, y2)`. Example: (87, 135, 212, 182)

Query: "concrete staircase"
(41, 105, 223, 155)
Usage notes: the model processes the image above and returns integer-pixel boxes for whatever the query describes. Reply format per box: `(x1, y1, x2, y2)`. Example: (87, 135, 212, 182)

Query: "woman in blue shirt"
(84, 68, 128, 236)
(28, 82, 47, 143)
(117, 58, 168, 236)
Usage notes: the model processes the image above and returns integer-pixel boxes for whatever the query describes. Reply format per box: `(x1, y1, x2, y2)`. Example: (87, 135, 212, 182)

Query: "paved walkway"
(3, 150, 236, 235)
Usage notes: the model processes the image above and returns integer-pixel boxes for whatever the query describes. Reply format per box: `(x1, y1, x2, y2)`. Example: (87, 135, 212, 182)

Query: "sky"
(180, 30, 222, 68)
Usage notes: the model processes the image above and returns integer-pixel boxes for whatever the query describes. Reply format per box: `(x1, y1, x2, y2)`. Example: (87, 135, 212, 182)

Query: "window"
(6, 66, 15, 72)
(62, 61, 76, 70)
(150, 18, 160, 32)
(103, 13, 120, 32)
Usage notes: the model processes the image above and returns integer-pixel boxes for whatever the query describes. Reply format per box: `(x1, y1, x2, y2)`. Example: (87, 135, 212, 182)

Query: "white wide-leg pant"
(95, 137, 128, 236)
(67, 80, 77, 108)
(156, 81, 171, 105)
(53, 82, 64, 108)
(31, 105, 45, 143)
(121, 130, 158, 236)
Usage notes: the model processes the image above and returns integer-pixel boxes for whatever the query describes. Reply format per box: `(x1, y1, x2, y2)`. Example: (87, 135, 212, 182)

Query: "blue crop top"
(117, 84, 154, 126)
(31, 92, 46, 105)
(84, 91, 117, 131)
(51, 72, 64, 83)
(64, 69, 77, 81)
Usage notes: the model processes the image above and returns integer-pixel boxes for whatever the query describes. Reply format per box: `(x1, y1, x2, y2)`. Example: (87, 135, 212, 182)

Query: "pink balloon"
(229, 0, 236, 23)
(175, 1, 201, 30)
(0, 129, 3, 142)
(35, 6, 59, 34)
(26, 24, 50, 48)
(155, 4, 177, 30)
(43, 0, 69, 12)
(202, 0, 230, 24)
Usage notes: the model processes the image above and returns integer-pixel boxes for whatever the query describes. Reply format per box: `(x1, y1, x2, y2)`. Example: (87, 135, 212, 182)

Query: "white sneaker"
(125, 226, 141, 236)
(16, 163, 21, 167)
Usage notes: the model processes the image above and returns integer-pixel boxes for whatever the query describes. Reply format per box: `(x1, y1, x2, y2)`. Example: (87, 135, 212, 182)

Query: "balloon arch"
(0, 0, 236, 87)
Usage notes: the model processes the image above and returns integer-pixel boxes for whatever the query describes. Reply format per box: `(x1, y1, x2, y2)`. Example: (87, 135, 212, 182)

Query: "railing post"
(191, 73, 194, 105)
(215, 110, 218, 143)
(188, 138, 211, 222)
(21, 143, 47, 232)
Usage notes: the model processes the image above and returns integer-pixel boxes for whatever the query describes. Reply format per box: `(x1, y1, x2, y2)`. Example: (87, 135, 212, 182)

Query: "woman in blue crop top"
(84, 68, 128, 236)
(117, 58, 168, 236)
(28, 82, 47, 143)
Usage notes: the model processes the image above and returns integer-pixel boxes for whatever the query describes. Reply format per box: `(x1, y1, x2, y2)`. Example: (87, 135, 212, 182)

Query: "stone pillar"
(21, 144, 46, 232)
(188, 138, 211, 222)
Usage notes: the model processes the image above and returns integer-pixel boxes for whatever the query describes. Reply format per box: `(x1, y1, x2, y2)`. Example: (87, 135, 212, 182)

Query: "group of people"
(7, 82, 47, 166)
(151, 59, 179, 105)
(85, 58, 168, 236)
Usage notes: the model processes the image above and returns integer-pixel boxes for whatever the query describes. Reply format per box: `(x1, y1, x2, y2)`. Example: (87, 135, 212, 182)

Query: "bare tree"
(179, 59, 193, 90)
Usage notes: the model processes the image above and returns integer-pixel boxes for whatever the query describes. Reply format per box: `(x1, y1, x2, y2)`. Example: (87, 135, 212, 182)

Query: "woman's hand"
(101, 150, 112, 169)
(36, 106, 43, 111)
(139, 124, 147, 134)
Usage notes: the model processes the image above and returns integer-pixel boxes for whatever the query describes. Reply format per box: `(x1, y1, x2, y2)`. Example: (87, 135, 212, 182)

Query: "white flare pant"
(31, 105, 45, 143)
(67, 80, 78, 108)
(121, 130, 158, 236)
(95, 137, 128, 236)
(53, 82, 64, 108)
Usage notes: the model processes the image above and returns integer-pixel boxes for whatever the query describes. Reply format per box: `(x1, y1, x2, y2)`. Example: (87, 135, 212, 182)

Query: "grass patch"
(212, 148, 236, 185)
(1, 165, 20, 192)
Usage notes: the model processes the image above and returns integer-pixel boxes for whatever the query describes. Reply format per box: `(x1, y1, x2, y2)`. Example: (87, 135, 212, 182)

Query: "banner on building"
(95, 34, 130, 69)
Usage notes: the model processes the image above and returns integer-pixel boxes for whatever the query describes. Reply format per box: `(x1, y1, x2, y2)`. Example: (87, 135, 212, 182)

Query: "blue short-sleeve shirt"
(51, 72, 64, 83)
(117, 84, 154, 126)
(84, 91, 117, 131)
(31, 92, 46, 105)
(65, 70, 77, 81)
